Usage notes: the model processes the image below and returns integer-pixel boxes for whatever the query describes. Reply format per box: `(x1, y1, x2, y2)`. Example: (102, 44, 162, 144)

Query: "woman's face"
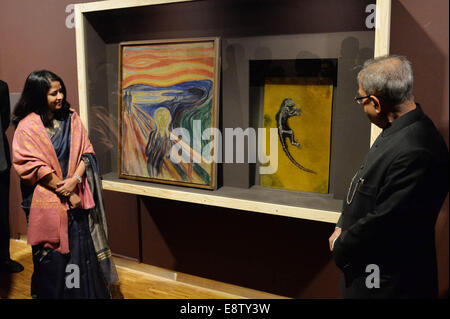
(47, 81, 64, 113)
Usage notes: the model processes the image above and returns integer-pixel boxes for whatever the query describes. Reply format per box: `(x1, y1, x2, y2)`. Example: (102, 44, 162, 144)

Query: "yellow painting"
(261, 78, 333, 193)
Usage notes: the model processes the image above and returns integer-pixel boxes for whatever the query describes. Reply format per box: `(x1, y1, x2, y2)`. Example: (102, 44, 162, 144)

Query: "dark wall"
(139, 197, 340, 297)
(390, 0, 449, 298)
(1, 0, 448, 298)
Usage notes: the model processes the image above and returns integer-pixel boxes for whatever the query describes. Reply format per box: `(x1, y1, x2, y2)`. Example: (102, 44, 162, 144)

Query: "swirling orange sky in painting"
(122, 42, 215, 88)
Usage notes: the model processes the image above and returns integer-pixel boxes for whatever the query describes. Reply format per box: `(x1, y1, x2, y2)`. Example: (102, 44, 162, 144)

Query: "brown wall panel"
(390, 0, 449, 298)
(0, 0, 89, 105)
(103, 190, 140, 261)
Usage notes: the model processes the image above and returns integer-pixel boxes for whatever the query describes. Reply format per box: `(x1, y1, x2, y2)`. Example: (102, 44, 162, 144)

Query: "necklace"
(46, 119, 60, 139)
(346, 172, 365, 205)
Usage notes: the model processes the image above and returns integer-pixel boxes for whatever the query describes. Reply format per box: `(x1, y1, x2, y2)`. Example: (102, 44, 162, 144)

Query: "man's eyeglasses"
(354, 95, 372, 104)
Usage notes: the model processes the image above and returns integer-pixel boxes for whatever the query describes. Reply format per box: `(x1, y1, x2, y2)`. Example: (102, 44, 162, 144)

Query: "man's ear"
(370, 95, 382, 113)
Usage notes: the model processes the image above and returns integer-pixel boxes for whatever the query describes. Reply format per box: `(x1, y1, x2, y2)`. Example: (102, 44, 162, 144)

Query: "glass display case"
(75, 0, 391, 223)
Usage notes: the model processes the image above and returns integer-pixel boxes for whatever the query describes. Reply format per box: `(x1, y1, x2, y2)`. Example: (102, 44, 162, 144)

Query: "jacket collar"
(381, 103, 425, 138)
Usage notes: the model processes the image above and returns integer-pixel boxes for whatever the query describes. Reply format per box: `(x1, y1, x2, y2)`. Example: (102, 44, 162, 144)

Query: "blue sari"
(29, 114, 111, 299)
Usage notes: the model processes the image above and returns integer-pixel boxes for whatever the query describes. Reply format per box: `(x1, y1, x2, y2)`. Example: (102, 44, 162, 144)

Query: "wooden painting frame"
(118, 37, 220, 190)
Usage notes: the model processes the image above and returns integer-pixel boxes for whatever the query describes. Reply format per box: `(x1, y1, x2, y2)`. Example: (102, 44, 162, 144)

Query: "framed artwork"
(118, 38, 220, 189)
(261, 77, 333, 194)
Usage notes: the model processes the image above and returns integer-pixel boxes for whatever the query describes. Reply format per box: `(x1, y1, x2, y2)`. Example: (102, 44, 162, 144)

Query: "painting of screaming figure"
(118, 38, 220, 189)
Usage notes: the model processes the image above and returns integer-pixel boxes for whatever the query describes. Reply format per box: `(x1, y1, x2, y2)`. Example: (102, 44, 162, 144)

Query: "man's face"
(358, 82, 385, 128)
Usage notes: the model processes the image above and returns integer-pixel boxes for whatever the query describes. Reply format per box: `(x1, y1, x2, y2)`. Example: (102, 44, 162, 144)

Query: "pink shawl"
(12, 109, 95, 254)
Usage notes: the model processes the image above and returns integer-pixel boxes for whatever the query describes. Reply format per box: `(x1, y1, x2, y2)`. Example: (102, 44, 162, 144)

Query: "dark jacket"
(0, 80, 11, 173)
(334, 104, 449, 298)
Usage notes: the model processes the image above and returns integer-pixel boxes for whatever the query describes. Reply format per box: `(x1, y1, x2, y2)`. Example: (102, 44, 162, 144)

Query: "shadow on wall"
(390, 0, 449, 298)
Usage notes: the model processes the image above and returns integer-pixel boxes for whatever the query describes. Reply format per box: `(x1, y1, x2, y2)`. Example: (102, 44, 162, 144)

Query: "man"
(329, 55, 449, 298)
(0, 79, 23, 273)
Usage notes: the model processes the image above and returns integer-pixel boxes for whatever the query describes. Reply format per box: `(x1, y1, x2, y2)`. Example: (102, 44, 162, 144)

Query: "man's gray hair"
(357, 55, 414, 106)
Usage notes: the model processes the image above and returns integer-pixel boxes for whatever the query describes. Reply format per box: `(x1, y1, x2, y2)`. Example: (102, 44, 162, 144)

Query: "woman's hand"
(56, 177, 78, 197)
(68, 192, 82, 210)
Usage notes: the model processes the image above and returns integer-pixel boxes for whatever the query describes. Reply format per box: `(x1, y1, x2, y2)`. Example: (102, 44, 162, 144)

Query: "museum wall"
(390, 0, 449, 298)
(0, 0, 448, 298)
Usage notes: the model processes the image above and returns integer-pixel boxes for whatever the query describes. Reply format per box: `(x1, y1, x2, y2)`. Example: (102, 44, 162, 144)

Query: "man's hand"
(68, 192, 82, 210)
(56, 177, 78, 197)
(329, 227, 342, 251)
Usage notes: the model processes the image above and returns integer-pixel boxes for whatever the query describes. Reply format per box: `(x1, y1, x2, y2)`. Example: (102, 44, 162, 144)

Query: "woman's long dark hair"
(12, 70, 71, 127)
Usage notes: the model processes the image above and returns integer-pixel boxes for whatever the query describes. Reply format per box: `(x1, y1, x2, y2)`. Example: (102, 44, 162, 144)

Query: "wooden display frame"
(75, 0, 391, 224)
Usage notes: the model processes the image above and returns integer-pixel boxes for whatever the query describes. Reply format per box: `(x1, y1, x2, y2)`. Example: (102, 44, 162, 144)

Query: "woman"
(11, 70, 118, 299)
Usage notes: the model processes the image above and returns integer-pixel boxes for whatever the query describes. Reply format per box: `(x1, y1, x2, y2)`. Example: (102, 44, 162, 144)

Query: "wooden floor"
(0, 239, 285, 299)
